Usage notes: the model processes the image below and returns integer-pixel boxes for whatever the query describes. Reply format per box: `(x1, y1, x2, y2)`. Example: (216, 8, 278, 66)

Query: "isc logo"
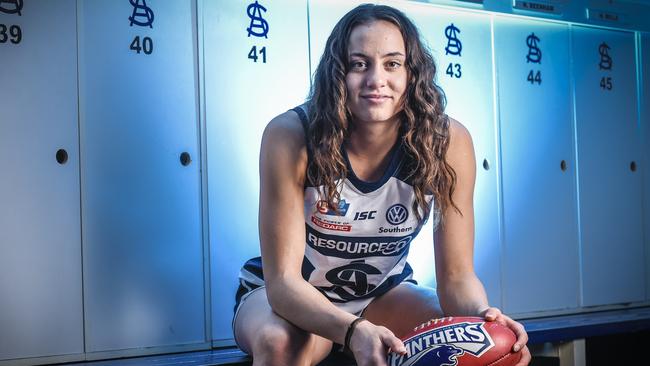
(354, 211, 376, 221)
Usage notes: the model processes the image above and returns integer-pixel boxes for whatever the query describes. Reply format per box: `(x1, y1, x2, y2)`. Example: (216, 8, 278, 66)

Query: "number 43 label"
(446, 63, 461, 78)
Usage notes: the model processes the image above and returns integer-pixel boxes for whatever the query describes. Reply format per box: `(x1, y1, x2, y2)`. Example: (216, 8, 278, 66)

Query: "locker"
(78, 0, 205, 352)
(203, 0, 310, 342)
(391, 1, 502, 309)
(572, 26, 644, 306)
(642, 33, 650, 302)
(0, 0, 84, 361)
(494, 17, 580, 314)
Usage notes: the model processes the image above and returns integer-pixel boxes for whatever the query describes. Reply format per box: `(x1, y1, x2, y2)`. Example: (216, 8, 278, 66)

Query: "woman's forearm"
(437, 273, 491, 316)
(266, 275, 359, 344)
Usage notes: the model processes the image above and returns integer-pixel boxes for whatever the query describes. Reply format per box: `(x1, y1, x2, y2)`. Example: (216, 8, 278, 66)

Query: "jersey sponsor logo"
(325, 260, 381, 300)
(386, 204, 408, 225)
(311, 215, 351, 232)
(389, 320, 495, 366)
(306, 227, 412, 258)
(379, 226, 413, 234)
(316, 199, 350, 216)
(354, 210, 377, 221)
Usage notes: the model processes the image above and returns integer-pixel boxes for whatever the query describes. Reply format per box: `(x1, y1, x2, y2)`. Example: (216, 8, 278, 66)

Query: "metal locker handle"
(56, 149, 68, 165)
(482, 158, 490, 171)
(180, 152, 192, 166)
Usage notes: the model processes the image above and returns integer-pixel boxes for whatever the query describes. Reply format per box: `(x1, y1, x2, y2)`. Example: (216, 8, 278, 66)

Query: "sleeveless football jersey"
(235, 106, 435, 315)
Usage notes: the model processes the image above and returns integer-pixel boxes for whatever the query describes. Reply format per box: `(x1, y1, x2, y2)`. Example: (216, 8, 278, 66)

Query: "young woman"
(233, 4, 530, 366)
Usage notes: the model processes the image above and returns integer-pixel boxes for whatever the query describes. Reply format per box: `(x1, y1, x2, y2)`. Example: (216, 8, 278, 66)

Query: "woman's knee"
(252, 321, 314, 364)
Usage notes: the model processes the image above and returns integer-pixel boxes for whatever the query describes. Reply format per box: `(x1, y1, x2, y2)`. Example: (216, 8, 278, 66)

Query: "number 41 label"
(248, 45, 266, 63)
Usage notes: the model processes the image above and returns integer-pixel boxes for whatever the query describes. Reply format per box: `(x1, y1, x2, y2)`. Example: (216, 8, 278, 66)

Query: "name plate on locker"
(586, 8, 626, 24)
(455, 0, 484, 4)
(513, 0, 561, 14)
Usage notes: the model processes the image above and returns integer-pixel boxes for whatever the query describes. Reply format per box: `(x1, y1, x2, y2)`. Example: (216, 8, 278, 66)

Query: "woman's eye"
(387, 61, 402, 69)
(350, 60, 366, 70)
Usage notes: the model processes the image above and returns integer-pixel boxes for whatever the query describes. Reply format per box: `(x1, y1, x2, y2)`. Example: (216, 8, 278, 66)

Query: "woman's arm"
(258, 111, 405, 362)
(432, 118, 487, 316)
(433, 118, 530, 365)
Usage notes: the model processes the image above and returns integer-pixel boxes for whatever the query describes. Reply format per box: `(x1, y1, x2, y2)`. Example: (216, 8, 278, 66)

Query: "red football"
(387, 317, 522, 366)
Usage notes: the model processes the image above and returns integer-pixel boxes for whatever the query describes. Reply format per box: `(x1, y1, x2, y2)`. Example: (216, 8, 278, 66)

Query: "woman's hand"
(482, 307, 531, 366)
(349, 320, 407, 366)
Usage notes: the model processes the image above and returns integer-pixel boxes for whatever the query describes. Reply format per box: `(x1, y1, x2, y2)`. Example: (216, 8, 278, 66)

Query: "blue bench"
(61, 306, 650, 366)
(521, 306, 650, 344)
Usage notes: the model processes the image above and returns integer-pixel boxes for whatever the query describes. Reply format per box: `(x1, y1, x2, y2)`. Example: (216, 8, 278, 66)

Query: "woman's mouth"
(361, 94, 391, 103)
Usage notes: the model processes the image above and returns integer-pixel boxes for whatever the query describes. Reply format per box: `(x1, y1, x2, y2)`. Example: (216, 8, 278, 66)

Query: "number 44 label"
(527, 70, 541, 85)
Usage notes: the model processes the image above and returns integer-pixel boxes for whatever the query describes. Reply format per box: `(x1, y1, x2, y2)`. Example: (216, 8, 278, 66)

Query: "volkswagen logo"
(386, 204, 408, 225)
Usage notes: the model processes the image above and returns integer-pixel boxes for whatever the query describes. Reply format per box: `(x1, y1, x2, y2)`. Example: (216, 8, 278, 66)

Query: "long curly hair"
(306, 4, 459, 225)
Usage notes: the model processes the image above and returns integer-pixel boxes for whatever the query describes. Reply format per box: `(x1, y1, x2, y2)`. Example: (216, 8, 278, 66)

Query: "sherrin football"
(387, 317, 522, 366)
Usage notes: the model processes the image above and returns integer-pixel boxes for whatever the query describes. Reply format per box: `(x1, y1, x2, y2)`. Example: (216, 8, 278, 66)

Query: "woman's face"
(345, 20, 408, 125)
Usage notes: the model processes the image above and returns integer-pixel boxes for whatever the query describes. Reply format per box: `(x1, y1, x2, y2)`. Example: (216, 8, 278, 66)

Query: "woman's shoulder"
(263, 108, 308, 148)
(444, 116, 475, 167)
(447, 116, 471, 143)
(260, 109, 309, 178)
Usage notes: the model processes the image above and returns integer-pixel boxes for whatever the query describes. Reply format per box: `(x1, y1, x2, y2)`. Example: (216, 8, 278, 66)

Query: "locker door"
(0, 0, 83, 361)
(393, 2, 502, 309)
(203, 0, 310, 342)
(495, 17, 580, 314)
(78, 0, 205, 352)
(641, 33, 650, 302)
(572, 26, 644, 306)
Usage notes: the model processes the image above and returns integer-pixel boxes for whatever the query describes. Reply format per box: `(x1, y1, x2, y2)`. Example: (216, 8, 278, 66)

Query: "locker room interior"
(1, 0, 649, 365)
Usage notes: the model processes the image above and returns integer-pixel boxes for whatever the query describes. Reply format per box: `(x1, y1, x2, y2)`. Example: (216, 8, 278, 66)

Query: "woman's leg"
(233, 287, 334, 366)
(362, 282, 444, 338)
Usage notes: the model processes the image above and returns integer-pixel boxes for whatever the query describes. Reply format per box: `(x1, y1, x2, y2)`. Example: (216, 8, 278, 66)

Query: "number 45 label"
(599, 76, 612, 90)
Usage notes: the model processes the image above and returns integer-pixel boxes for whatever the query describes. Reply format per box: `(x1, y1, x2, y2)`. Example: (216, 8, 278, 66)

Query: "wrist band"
(344, 317, 365, 353)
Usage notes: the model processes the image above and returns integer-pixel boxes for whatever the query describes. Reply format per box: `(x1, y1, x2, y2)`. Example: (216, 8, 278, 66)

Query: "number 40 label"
(130, 35, 153, 55)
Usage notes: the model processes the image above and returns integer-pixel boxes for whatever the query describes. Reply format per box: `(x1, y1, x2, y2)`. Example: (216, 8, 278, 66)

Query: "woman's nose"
(365, 65, 387, 89)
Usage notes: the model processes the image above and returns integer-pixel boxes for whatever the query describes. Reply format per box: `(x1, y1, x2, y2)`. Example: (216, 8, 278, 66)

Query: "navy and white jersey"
(236, 106, 435, 315)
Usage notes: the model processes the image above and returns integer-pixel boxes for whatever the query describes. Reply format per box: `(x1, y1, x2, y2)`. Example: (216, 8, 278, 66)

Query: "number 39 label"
(0, 23, 22, 44)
